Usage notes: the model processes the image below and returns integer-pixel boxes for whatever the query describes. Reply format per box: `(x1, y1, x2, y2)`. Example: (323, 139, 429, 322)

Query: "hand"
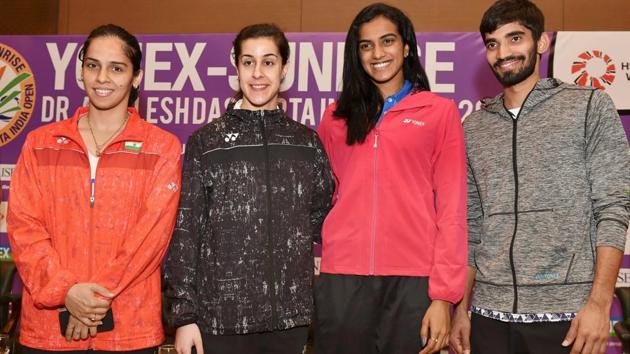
(65, 283, 113, 326)
(449, 303, 471, 354)
(64, 314, 97, 341)
(175, 324, 204, 354)
(562, 300, 611, 354)
(419, 300, 450, 354)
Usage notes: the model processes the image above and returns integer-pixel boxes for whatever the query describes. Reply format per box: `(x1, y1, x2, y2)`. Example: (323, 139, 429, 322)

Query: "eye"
(485, 42, 497, 50)
(382, 37, 395, 46)
(359, 42, 373, 51)
(264, 60, 275, 66)
(241, 59, 253, 66)
(511, 35, 522, 42)
(85, 62, 98, 69)
(111, 65, 124, 73)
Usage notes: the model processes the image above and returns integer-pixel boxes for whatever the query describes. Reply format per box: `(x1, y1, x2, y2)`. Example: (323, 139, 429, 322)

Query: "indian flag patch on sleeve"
(124, 141, 143, 151)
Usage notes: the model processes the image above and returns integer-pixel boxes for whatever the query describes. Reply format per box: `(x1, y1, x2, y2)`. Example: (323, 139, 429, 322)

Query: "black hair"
(230, 23, 290, 107)
(79, 24, 142, 106)
(480, 0, 545, 41)
(334, 3, 431, 145)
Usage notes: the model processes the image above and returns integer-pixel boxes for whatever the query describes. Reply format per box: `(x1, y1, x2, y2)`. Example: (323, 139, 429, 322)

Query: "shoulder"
(319, 102, 346, 129)
(406, 90, 456, 107)
(132, 118, 182, 160)
(283, 114, 317, 136)
(24, 108, 82, 146)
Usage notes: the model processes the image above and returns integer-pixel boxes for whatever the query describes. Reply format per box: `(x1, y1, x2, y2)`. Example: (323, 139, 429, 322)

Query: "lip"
(249, 83, 270, 90)
(495, 56, 525, 72)
(93, 88, 114, 97)
(371, 60, 392, 70)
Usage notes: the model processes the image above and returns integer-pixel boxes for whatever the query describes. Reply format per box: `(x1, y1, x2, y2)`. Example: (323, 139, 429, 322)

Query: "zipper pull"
(373, 132, 379, 148)
(90, 178, 95, 208)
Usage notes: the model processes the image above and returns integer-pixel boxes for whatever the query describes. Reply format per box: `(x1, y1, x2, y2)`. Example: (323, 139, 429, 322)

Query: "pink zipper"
(369, 131, 379, 274)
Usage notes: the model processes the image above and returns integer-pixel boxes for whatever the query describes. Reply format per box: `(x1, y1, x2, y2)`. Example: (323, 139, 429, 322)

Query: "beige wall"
(2, 0, 630, 35)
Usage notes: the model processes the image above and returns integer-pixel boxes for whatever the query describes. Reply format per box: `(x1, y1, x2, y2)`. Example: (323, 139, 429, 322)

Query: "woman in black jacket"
(164, 23, 334, 354)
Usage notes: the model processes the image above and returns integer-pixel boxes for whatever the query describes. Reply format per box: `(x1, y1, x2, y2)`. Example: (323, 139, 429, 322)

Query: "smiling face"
(484, 22, 547, 87)
(236, 37, 288, 111)
(358, 15, 409, 97)
(81, 36, 142, 112)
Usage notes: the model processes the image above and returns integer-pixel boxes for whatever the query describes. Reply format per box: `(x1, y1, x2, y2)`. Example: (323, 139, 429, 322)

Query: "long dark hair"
(229, 23, 289, 109)
(335, 3, 431, 145)
(79, 24, 142, 106)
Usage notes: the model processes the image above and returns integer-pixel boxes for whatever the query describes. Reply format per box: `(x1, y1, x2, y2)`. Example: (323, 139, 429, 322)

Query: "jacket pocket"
(513, 207, 584, 285)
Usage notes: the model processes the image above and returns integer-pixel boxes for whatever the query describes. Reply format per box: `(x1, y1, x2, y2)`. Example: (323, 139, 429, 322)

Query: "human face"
(237, 37, 287, 111)
(82, 36, 142, 111)
(484, 22, 547, 87)
(358, 16, 409, 97)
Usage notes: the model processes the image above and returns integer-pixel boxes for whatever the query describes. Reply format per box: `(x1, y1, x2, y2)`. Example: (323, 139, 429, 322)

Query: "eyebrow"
(84, 57, 129, 66)
(359, 32, 398, 43)
(505, 30, 526, 37)
(484, 30, 526, 44)
(240, 53, 279, 59)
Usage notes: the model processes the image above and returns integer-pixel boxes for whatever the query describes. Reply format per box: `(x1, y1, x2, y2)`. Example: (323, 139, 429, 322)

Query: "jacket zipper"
(369, 131, 379, 274)
(506, 88, 534, 314)
(90, 178, 95, 208)
(509, 116, 519, 313)
(87, 149, 96, 349)
(259, 111, 278, 328)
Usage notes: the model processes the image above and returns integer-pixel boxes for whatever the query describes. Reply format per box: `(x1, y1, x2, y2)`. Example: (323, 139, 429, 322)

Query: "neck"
(377, 76, 404, 99)
(87, 104, 129, 130)
(502, 71, 541, 109)
(240, 96, 279, 111)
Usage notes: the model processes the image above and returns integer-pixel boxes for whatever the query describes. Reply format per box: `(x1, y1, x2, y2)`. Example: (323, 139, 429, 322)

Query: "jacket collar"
(225, 106, 287, 124)
(51, 107, 147, 147)
(388, 89, 436, 113)
(481, 78, 566, 120)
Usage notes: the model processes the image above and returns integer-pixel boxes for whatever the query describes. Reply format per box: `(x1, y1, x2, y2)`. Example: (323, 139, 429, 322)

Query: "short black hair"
(480, 0, 544, 41)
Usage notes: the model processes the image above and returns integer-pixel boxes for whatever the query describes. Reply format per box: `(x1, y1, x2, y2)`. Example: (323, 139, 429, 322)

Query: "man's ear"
(537, 32, 550, 55)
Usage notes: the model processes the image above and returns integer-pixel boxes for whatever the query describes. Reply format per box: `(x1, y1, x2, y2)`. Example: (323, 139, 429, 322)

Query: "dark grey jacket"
(465, 78, 629, 314)
(164, 108, 334, 335)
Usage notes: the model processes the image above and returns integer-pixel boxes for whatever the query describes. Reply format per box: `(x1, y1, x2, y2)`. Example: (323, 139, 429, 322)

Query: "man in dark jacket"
(450, 1, 630, 354)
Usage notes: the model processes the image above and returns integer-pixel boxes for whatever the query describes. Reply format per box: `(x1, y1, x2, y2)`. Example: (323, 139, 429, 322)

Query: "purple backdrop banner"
(0, 32, 628, 353)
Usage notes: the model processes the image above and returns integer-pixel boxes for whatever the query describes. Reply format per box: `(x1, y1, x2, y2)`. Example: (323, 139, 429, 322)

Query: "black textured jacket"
(164, 107, 334, 335)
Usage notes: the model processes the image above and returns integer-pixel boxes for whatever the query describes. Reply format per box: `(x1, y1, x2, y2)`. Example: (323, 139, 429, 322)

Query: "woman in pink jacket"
(314, 3, 468, 354)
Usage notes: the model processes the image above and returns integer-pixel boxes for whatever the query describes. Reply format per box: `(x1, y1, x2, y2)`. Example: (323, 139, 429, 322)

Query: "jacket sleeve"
(7, 134, 79, 308)
(311, 133, 335, 244)
(88, 134, 182, 295)
(585, 89, 630, 250)
(466, 153, 483, 267)
(316, 105, 339, 205)
(164, 132, 207, 328)
(428, 101, 468, 304)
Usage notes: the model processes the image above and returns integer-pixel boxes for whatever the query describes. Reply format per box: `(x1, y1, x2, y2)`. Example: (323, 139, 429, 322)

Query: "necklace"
(86, 114, 129, 156)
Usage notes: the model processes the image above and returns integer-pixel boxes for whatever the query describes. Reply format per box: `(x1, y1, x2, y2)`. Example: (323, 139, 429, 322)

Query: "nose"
(497, 42, 511, 60)
(96, 66, 109, 83)
(372, 43, 385, 59)
(253, 62, 263, 79)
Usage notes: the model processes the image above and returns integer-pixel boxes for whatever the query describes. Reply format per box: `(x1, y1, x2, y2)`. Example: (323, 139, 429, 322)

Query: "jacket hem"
(20, 333, 164, 351)
(320, 266, 431, 277)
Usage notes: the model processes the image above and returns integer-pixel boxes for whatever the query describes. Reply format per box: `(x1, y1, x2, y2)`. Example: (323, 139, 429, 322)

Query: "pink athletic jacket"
(317, 91, 467, 303)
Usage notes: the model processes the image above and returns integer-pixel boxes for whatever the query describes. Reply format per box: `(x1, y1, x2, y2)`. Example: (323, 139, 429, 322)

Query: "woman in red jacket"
(8, 24, 181, 353)
(314, 4, 468, 354)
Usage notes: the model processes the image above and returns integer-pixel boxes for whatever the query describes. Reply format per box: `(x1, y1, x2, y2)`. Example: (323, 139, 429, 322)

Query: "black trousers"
(201, 326, 308, 354)
(471, 312, 573, 354)
(314, 274, 431, 354)
(21, 346, 156, 354)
